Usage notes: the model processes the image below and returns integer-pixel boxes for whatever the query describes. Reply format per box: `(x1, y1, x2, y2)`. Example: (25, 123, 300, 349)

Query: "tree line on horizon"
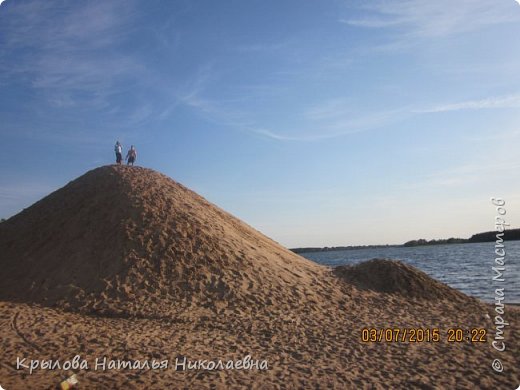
(403, 228, 520, 247)
(291, 228, 520, 253)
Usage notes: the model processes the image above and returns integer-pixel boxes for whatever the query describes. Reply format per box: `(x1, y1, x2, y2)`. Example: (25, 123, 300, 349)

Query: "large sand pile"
(0, 165, 325, 318)
(0, 165, 518, 389)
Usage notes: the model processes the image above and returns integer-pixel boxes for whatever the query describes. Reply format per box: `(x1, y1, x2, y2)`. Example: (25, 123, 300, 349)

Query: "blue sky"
(1, 0, 520, 247)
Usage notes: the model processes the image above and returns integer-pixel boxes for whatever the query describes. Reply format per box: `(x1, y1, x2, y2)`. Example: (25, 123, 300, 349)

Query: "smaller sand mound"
(333, 258, 470, 301)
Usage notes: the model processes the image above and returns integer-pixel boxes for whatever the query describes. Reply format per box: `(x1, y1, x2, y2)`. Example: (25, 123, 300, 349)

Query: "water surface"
(300, 241, 520, 303)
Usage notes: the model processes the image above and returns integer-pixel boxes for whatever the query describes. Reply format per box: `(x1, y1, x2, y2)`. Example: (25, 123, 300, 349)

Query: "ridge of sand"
(0, 165, 518, 389)
(333, 258, 473, 302)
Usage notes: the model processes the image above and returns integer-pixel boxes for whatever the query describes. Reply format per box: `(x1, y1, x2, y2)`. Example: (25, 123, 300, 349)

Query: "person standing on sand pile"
(114, 141, 123, 165)
(126, 145, 137, 166)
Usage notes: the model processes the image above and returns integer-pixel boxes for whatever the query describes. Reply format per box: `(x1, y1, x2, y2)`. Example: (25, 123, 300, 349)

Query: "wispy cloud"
(177, 87, 413, 141)
(174, 80, 520, 141)
(340, 17, 403, 29)
(294, 103, 410, 140)
(6, 1, 511, 144)
(247, 128, 303, 141)
(342, 0, 520, 38)
(341, 0, 520, 57)
(173, 66, 269, 138)
(0, 1, 151, 123)
(416, 94, 520, 113)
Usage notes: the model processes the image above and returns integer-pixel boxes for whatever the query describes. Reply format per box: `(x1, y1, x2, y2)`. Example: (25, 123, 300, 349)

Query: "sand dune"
(0, 165, 518, 389)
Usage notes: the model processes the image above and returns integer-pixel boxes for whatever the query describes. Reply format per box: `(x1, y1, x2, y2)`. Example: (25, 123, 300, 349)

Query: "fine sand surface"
(0, 165, 518, 389)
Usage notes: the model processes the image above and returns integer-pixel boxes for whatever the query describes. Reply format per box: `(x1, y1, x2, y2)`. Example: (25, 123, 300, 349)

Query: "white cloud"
(178, 89, 412, 141)
(339, 17, 405, 29)
(175, 85, 520, 141)
(416, 94, 520, 113)
(343, 0, 520, 38)
(0, 1, 146, 115)
(244, 106, 409, 141)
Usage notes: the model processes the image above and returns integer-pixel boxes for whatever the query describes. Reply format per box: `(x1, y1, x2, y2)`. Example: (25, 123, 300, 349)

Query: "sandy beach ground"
(1, 291, 518, 389)
(0, 166, 518, 389)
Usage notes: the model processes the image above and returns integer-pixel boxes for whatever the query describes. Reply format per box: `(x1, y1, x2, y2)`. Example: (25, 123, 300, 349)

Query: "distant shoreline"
(290, 228, 520, 254)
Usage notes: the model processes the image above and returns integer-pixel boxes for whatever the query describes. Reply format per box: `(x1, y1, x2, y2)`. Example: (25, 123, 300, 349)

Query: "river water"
(300, 241, 520, 303)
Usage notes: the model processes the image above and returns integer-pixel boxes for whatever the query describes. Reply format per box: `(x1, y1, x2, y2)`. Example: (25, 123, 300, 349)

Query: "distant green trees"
(292, 228, 520, 252)
(469, 228, 520, 242)
(404, 228, 520, 247)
